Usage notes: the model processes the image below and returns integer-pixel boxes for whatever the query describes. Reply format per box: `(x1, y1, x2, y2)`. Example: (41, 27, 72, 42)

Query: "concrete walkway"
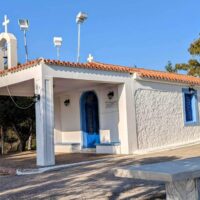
(0, 151, 116, 175)
(0, 156, 166, 200)
(1, 144, 200, 199)
(0, 151, 115, 169)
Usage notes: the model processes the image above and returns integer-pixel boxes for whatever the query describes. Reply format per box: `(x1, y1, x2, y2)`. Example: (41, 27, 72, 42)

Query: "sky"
(1, 0, 200, 71)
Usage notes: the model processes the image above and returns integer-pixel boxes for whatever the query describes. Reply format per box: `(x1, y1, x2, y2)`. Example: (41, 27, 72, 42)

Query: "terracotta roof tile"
(134, 68, 200, 85)
(0, 59, 42, 76)
(43, 59, 132, 73)
(1, 58, 200, 86)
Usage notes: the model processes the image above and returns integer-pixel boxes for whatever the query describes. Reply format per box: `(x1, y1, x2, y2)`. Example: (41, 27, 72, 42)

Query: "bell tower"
(0, 15, 18, 70)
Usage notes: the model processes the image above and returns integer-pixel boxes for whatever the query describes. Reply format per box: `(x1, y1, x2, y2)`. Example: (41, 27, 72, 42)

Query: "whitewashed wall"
(44, 64, 135, 154)
(99, 86, 119, 142)
(135, 80, 200, 152)
(54, 85, 120, 145)
(54, 96, 62, 143)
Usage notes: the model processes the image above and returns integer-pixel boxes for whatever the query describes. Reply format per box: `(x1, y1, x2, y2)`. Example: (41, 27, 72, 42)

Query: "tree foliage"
(165, 61, 177, 73)
(0, 96, 35, 151)
(189, 38, 200, 56)
(166, 38, 200, 77)
(4, 134, 18, 151)
(175, 59, 200, 77)
(166, 37, 200, 77)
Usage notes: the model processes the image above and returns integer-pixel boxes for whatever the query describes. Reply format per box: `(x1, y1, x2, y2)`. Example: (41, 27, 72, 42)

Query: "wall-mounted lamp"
(189, 87, 195, 94)
(64, 99, 70, 107)
(107, 91, 114, 100)
(33, 94, 40, 103)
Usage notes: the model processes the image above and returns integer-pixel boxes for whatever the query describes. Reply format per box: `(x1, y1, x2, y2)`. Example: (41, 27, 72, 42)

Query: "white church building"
(1, 16, 200, 167)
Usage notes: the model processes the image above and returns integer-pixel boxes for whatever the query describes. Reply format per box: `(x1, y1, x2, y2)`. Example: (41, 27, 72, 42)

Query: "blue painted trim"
(80, 91, 100, 148)
(182, 88, 199, 126)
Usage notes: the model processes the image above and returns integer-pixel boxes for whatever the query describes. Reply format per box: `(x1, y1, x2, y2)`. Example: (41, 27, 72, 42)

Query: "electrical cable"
(6, 85, 35, 110)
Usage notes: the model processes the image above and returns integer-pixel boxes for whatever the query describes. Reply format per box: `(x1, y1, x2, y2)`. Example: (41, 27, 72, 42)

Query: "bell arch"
(0, 33, 17, 70)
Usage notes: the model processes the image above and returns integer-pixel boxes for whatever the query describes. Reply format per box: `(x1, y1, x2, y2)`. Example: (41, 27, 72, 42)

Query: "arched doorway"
(80, 91, 100, 148)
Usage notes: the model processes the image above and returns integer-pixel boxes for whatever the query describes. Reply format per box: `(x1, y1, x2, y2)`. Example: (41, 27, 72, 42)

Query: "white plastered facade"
(2, 61, 200, 166)
(133, 78, 200, 154)
(0, 61, 136, 166)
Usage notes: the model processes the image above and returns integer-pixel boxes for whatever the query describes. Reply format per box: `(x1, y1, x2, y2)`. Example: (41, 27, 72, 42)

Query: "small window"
(183, 88, 198, 124)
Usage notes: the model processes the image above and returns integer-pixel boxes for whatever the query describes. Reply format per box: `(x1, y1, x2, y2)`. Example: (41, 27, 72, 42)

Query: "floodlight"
(76, 12, 88, 62)
(18, 19, 29, 31)
(53, 37, 62, 47)
(18, 19, 29, 62)
(53, 37, 63, 60)
(76, 12, 88, 24)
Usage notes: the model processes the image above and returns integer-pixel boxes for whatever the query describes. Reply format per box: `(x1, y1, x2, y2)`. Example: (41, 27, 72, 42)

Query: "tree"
(167, 36, 200, 76)
(0, 96, 35, 151)
(165, 61, 177, 73)
(4, 135, 18, 151)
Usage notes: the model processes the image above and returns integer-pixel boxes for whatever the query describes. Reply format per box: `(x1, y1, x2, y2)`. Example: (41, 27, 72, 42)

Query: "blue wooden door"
(80, 91, 100, 148)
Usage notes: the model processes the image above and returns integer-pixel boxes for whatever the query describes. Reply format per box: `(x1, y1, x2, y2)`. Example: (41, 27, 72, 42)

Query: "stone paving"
(0, 144, 200, 199)
(0, 151, 115, 169)
(0, 157, 166, 200)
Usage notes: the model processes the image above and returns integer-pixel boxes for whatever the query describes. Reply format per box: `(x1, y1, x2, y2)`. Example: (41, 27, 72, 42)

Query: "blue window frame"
(182, 88, 198, 125)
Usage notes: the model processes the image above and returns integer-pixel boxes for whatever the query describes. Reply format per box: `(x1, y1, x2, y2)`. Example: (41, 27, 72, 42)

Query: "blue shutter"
(185, 93, 193, 122)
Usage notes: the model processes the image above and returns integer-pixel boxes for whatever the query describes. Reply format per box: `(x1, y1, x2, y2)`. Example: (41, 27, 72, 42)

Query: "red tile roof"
(134, 68, 200, 85)
(1, 58, 200, 86)
(43, 59, 132, 73)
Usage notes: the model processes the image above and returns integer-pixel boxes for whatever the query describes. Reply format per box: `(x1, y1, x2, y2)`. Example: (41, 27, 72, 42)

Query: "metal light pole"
(76, 12, 88, 62)
(18, 19, 29, 62)
(77, 22, 81, 62)
(23, 30, 28, 62)
(57, 46, 60, 60)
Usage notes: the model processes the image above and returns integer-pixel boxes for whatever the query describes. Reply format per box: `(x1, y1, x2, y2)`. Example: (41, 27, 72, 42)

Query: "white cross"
(87, 54, 94, 62)
(2, 15, 9, 33)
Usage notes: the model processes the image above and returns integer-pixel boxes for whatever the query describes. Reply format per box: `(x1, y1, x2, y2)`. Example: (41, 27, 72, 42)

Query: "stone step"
(77, 148, 96, 153)
(55, 143, 81, 153)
